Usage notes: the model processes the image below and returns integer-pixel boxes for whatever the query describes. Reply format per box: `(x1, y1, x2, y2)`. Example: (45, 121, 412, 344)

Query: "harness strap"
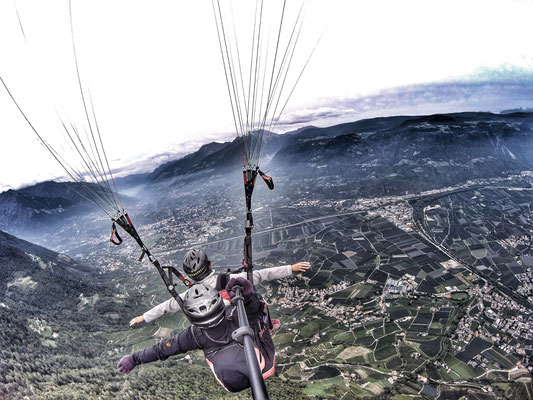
(162, 265, 192, 288)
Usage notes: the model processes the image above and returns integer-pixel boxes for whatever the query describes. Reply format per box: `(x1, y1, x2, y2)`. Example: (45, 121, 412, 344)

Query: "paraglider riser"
(243, 167, 258, 284)
(112, 213, 190, 311)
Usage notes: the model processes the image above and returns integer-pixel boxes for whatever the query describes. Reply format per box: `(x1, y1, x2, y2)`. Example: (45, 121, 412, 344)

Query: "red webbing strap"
(125, 214, 134, 226)
(178, 275, 192, 287)
(110, 222, 123, 245)
(220, 290, 231, 302)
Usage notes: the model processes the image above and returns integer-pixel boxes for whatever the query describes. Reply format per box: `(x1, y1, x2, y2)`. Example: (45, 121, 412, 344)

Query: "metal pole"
(231, 286, 269, 400)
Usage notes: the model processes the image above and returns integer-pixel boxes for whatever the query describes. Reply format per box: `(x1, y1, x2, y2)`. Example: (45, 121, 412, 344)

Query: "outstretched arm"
(117, 327, 200, 374)
(130, 292, 186, 326)
(232, 261, 310, 284)
(133, 327, 200, 363)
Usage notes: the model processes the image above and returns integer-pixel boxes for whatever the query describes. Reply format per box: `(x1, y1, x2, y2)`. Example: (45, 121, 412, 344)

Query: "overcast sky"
(1, 0, 532, 191)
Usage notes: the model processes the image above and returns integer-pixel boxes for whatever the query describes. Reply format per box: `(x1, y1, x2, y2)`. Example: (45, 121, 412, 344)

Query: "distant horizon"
(3, 106, 532, 193)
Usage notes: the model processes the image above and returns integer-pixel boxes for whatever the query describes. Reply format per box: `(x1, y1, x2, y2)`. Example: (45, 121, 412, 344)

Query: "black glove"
(226, 277, 253, 301)
(117, 355, 137, 374)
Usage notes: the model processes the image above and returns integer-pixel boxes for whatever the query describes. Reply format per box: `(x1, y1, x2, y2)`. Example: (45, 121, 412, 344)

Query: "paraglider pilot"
(129, 249, 310, 327)
(118, 277, 276, 392)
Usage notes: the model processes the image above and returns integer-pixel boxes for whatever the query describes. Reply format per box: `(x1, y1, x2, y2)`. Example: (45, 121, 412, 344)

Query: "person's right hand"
(226, 277, 253, 300)
(129, 316, 145, 326)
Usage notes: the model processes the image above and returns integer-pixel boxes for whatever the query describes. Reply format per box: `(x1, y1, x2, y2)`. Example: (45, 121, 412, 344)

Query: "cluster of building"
(387, 370, 401, 385)
(371, 200, 414, 232)
(27, 317, 56, 339)
(516, 269, 533, 300)
(480, 290, 533, 346)
(309, 332, 323, 344)
(343, 372, 360, 383)
(268, 279, 385, 328)
(153, 212, 237, 249)
(467, 353, 492, 369)
(434, 359, 455, 376)
(497, 235, 532, 258)
(451, 286, 531, 361)
(451, 313, 478, 347)
(382, 274, 417, 299)
(272, 279, 338, 309)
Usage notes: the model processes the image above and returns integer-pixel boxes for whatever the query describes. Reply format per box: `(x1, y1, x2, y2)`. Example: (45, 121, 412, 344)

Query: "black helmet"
(183, 283, 225, 328)
(183, 249, 212, 281)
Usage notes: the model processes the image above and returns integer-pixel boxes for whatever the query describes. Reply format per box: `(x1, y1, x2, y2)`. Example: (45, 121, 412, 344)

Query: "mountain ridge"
(0, 229, 103, 311)
(1, 111, 532, 235)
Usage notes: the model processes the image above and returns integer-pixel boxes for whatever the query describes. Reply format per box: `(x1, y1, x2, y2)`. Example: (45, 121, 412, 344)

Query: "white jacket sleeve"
(142, 290, 187, 324)
(141, 272, 219, 324)
(230, 265, 292, 285)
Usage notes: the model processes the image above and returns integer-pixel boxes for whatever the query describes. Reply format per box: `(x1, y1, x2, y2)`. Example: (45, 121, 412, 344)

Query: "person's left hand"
(117, 355, 136, 374)
(291, 262, 310, 273)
